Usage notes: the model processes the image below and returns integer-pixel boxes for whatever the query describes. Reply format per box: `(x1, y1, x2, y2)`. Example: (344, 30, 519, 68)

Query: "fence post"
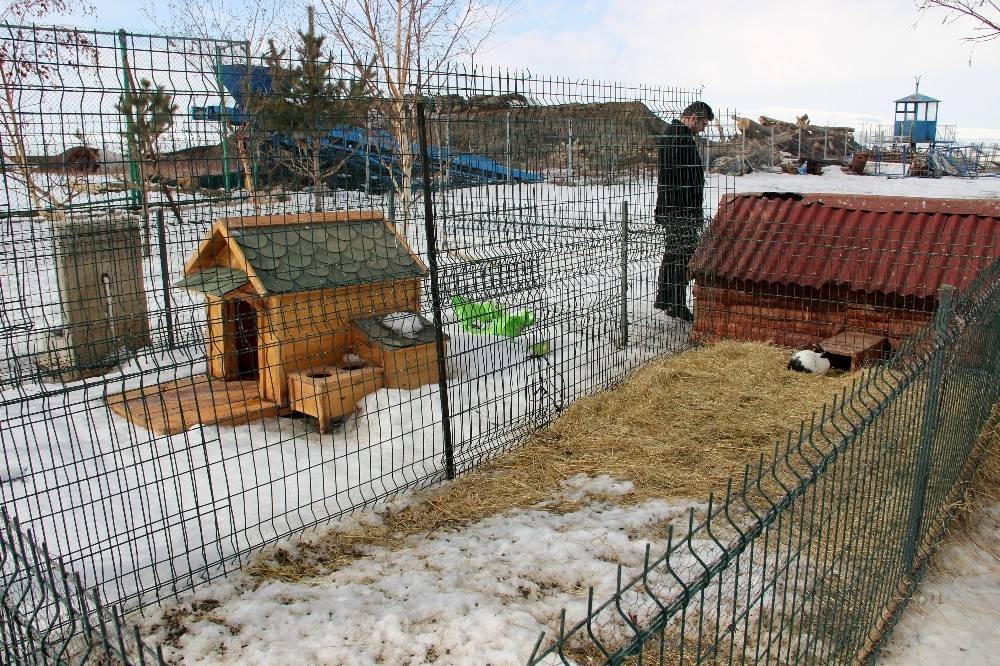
(567, 119, 574, 182)
(116, 30, 141, 210)
(505, 110, 512, 181)
(990, 310, 1000, 404)
(156, 209, 175, 350)
(214, 46, 232, 195)
(620, 201, 629, 349)
(903, 284, 954, 571)
(416, 100, 455, 481)
(364, 111, 371, 195)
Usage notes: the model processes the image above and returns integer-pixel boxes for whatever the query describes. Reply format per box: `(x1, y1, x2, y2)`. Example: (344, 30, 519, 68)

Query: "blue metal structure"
(893, 83, 940, 144)
(191, 64, 544, 190)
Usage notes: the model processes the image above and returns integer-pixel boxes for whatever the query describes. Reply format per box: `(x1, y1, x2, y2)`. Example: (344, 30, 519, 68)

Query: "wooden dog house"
(109, 211, 447, 435)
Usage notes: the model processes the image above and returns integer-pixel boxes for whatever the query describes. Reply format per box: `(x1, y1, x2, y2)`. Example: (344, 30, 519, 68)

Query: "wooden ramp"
(106, 375, 280, 436)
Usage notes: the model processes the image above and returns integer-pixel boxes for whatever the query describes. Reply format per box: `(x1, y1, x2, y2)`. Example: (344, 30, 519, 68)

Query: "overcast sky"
(81, 0, 1000, 136)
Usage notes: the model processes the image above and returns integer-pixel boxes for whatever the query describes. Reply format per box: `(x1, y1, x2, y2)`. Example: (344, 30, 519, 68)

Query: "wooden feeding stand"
(287, 362, 384, 433)
(819, 331, 890, 372)
(351, 313, 446, 390)
(107, 210, 446, 435)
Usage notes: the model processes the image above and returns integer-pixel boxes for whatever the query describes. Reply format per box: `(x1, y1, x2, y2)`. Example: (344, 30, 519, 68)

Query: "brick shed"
(689, 192, 1000, 350)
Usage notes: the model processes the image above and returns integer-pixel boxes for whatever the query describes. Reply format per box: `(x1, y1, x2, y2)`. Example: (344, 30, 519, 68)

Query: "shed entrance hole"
(228, 299, 258, 379)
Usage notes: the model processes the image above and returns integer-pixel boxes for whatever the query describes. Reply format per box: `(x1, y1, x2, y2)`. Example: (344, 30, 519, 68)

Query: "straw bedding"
(250, 341, 860, 579)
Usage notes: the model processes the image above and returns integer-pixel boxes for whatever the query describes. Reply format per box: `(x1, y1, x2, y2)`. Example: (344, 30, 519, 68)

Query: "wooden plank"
(820, 331, 886, 354)
(106, 376, 280, 436)
(206, 297, 234, 380)
(183, 222, 227, 275)
(222, 210, 384, 229)
(349, 327, 442, 390)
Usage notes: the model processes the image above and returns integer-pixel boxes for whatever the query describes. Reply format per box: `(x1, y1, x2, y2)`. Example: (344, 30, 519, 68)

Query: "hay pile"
(252, 341, 858, 579)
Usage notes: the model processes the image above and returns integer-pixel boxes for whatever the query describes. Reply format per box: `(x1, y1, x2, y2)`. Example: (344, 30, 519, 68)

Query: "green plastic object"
(452, 295, 536, 338)
(528, 339, 552, 358)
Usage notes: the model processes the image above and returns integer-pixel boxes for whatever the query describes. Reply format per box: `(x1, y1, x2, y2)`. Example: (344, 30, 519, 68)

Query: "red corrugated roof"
(689, 193, 1000, 299)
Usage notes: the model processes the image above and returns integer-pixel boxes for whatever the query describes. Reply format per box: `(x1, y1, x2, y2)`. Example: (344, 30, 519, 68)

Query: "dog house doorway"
(226, 298, 258, 379)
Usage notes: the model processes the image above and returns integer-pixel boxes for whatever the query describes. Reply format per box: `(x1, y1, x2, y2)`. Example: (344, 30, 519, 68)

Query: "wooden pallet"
(106, 375, 280, 436)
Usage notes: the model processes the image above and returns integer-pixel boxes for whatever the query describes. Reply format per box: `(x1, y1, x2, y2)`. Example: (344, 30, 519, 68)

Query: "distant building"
(893, 82, 941, 144)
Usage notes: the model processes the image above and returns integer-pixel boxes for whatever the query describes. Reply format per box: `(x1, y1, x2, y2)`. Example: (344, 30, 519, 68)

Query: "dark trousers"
(654, 216, 700, 312)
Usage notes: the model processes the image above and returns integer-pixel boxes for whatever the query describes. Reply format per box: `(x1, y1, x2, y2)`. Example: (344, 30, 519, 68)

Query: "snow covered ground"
(134, 168, 1000, 665)
(137, 476, 708, 665)
(1, 179, 690, 611)
(879, 503, 1000, 665)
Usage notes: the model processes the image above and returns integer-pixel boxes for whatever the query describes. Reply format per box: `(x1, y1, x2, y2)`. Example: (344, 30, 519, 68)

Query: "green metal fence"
(2, 21, 999, 665)
(528, 261, 1000, 664)
(0, 510, 164, 664)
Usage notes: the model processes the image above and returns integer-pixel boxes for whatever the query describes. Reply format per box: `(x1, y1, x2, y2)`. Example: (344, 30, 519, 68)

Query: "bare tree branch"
(314, 0, 516, 235)
(140, 0, 302, 57)
(917, 0, 1000, 42)
(0, 0, 97, 214)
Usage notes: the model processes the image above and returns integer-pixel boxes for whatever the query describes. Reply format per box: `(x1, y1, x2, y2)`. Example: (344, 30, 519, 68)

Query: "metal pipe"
(156, 209, 175, 350)
(903, 284, 954, 571)
(416, 101, 455, 481)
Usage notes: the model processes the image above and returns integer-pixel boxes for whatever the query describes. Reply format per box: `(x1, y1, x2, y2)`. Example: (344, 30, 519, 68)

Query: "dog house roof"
(690, 193, 1000, 300)
(177, 214, 426, 296)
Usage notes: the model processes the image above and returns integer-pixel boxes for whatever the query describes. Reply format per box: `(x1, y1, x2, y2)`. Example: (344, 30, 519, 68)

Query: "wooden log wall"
(692, 282, 934, 350)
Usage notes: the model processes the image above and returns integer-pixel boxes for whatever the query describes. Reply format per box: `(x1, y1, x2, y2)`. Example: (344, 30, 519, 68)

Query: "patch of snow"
(3, 173, 996, 635)
(382, 311, 426, 337)
(139, 487, 703, 666)
(879, 502, 1000, 665)
(724, 164, 1000, 200)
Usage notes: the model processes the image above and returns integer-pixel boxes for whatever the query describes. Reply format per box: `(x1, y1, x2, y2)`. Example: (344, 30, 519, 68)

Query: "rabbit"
(787, 344, 831, 376)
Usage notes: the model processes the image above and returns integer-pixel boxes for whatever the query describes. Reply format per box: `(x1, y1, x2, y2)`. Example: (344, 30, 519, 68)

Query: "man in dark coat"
(653, 101, 713, 321)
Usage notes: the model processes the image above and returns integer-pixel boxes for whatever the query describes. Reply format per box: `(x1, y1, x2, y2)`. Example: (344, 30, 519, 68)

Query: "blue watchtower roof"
(895, 92, 940, 103)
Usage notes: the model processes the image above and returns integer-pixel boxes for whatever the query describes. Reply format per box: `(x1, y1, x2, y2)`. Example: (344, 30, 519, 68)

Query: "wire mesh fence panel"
(0, 509, 166, 664)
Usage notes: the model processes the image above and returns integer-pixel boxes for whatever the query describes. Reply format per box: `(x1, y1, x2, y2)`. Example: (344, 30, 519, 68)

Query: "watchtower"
(893, 80, 940, 144)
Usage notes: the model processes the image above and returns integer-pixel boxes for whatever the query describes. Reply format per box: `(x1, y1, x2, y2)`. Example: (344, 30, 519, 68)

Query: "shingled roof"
(177, 214, 425, 297)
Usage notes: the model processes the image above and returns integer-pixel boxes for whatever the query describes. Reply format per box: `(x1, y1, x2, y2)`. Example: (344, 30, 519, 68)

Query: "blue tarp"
(191, 64, 544, 190)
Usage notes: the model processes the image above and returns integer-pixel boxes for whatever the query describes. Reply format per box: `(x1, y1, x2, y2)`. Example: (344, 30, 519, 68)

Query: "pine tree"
(117, 77, 178, 248)
(257, 6, 370, 212)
